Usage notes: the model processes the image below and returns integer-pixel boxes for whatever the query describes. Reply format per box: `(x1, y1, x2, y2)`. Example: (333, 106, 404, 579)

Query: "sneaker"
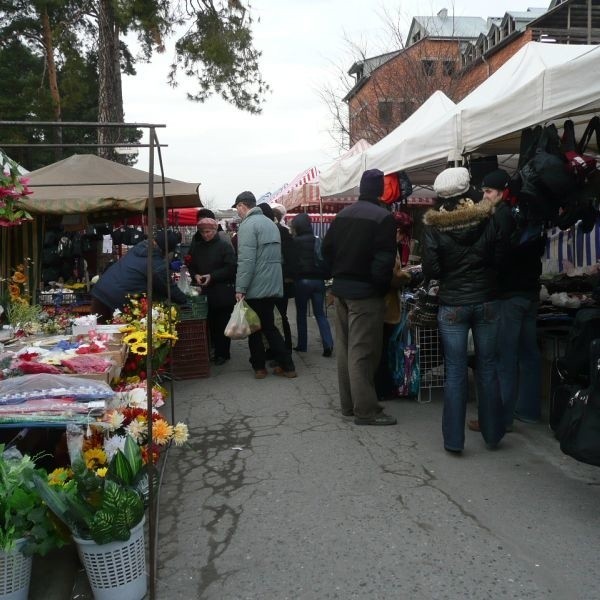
(254, 369, 268, 379)
(322, 347, 333, 357)
(272, 366, 297, 378)
(353, 413, 397, 426)
(467, 419, 480, 432)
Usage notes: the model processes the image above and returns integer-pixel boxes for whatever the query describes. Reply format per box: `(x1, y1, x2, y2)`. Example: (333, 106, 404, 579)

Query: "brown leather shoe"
(467, 419, 480, 432)
(272, 366, 297, 378)
(254, 369, 268, 379)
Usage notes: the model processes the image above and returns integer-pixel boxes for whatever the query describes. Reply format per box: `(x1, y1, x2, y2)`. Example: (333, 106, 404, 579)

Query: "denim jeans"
(294, 279, 334, 352)
(497, 297, 541, 425)
(438, 301, 504, 450)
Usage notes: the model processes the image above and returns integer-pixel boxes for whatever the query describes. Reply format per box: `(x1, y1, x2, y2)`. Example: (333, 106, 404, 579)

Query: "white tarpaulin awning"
(17, 154, 201, 215)
(319, 138, 372, 198)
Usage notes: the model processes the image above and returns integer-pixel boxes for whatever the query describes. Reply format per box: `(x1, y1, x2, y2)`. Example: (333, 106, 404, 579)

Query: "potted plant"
(0, 445, 66, 600)
(34, 436, 148, 600)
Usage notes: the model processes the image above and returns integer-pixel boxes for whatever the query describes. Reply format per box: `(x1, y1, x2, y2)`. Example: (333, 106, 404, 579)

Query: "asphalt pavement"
(33, 306, 600, 599)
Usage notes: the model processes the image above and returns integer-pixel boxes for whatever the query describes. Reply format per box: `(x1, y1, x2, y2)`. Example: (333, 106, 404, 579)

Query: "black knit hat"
(154, 229, 180, 253)
(232, 190, 257, 208)
(481, 169, 511, 191)
(258, 202, 275, 221)
(359, 169, 384, 198)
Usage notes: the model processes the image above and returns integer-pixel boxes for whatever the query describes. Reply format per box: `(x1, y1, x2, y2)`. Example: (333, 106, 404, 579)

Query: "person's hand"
(199, 274, 211, 286)
(194, 274, 203, 285)
(235, 292, 245, 302)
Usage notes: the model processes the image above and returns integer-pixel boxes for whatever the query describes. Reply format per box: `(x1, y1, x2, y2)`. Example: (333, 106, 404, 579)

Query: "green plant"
(0, 445, 66, 556)
(6, 301, 42, 335)
(33, 436, 146, 545)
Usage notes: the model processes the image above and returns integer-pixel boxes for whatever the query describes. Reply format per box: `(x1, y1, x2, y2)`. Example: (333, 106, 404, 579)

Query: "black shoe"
(293, 346, 306, 352)
(341, 408, 354, 417)
(214, 357, 228, 366)
(354, 413, 397, 426)
(444, 446, 463, 454)
(322, 347, 333, 357)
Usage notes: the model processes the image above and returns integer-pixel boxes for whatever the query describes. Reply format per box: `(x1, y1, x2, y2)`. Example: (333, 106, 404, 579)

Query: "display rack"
(414, 325, 445, 403)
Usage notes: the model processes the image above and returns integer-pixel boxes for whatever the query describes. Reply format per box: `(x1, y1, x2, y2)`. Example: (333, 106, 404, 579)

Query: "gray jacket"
(235, 206, 283, 299)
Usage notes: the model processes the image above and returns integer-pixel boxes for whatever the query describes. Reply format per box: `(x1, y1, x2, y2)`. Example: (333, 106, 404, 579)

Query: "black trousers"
(246, 297, 295, 372)
(274, 296, 292, 352)
(208, 304, 234, 360)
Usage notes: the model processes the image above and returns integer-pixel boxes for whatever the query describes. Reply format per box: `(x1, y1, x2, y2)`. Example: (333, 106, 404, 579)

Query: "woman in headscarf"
(188, 218, 236, 365)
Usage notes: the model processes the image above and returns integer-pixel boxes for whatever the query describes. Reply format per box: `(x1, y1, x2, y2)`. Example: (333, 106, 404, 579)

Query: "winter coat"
(188, 232, 236, 308)
(422, 198, 504, 306)
(291, 213, 328, 279)
(277, 223, 299, 282)
(235, 206, 283, 299)
(322, 196, 396, 298)
(91, 240, 187, 311)
(492, 201, 544, 300)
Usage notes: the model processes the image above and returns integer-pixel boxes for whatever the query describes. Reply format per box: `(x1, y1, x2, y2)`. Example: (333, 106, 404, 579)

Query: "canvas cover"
(17, 154, 201, 214)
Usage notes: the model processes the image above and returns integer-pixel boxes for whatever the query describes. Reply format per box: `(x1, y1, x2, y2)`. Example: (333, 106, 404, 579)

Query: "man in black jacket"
(322, 169, 397, 425)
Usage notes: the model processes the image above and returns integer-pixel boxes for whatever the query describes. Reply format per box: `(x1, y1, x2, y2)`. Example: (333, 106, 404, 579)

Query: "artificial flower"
(126, 419, 147, 444)
(95, 467, 108, 478)
(12, 271, 26, 284)
(103, 434, 127, 459)
(48, 467, 73, 486)
(172, 422, 189, 446)
(8, 283, 20, 297)
(106, 410, 125, 431)
(151, 419, 173, 445)
(83, 447, 107, 469)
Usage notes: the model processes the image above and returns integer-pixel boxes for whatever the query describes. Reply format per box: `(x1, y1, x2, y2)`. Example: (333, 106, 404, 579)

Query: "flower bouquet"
(0, 156, 33, 227)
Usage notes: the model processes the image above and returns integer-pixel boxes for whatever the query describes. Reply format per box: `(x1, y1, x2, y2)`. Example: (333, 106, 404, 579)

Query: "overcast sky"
(121, 0, 547, 209)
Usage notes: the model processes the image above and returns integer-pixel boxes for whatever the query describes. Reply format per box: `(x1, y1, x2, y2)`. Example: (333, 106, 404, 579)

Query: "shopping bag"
(224, 300, 261, 340)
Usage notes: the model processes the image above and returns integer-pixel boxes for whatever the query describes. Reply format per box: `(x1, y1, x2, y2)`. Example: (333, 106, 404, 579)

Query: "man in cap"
(475, 169, 544, 429)
(322, 169, 397, 425)
(91, 229, 187, 322)
(233, 191, 297, 378)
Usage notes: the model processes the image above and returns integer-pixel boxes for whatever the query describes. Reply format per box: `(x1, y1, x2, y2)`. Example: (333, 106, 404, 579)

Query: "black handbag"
(556, 339, 600, 467)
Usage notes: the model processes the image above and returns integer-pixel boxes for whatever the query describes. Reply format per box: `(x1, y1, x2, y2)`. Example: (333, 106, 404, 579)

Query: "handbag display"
(388, 305, 420, 398)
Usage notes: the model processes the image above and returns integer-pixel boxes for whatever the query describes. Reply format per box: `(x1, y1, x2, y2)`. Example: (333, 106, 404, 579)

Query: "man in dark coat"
(91, 230, 187, 322)
(322, 169, 397, 426)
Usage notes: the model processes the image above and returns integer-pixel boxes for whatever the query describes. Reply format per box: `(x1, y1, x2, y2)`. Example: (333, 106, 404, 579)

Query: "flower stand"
(0, 539, 31, 600)
(73, 518, 147, 600)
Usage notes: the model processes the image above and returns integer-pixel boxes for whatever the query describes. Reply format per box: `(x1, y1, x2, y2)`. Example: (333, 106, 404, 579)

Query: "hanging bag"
(388, 305, 420, 398)
(224, 299, 261, 340)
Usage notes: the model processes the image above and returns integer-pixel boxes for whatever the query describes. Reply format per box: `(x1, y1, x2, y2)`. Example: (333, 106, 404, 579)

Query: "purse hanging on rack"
(388, 303, 420, 398)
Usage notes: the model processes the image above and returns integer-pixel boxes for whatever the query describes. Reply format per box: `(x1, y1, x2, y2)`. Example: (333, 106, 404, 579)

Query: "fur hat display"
(433, 167, 471, 199)
(359, 169, 384, 198)
(481, 169, 511, 190)
(232, 190, 257, 208)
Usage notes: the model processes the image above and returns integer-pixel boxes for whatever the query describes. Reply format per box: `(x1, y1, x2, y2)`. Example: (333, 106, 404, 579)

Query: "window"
(422, 60, 435, 76)
(443, 61, 455, 76)
(378, 101, 393, 124)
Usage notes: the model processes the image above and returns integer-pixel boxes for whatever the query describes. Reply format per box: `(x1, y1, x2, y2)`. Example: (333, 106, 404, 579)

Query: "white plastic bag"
(224, 300, 261, 340)
(177, 266, 192, 295)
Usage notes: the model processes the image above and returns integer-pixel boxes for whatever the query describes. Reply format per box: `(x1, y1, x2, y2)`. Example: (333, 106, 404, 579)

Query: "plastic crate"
(179, 295, 208, 321)
(38, 289, 92, 307)
(171, 319, 210, 379)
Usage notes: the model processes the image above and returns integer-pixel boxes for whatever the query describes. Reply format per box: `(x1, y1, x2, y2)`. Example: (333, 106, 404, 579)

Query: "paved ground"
(33, 308, 600, 599)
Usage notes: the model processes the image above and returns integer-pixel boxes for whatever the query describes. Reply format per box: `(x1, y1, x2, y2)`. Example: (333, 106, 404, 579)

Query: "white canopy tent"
(320, 91, 456, 196)
(318, 138, 372, 199)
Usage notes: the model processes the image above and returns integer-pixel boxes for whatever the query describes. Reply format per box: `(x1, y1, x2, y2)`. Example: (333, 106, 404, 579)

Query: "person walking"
(91, 229, 187, 322)
(290, 212, 334, 356)
(258, 202, 298, 353)
(233, 191, 297, 379)
(322, 169, 397, 425)
(188, 217, 237, 366)
(422, 167, 506, 453)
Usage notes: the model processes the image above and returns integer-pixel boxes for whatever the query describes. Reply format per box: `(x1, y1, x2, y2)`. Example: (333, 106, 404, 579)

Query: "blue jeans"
(497, 297, 541, 425)
(294, 279, 334, 352)
(438, 301, 504, 450)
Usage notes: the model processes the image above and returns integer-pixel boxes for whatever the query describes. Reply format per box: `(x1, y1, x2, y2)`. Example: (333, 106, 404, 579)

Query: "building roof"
(408, 14, 488, 42)
(344, 51, 401, 102)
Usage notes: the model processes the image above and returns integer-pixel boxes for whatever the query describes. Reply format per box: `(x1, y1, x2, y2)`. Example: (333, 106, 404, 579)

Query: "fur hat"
(155, 229, 180, 253)
(434, 167, 471, 199)
(359, 169, 384, 198)
(197, 217, 218, 230)
(232, 190, 256, 208)
(481, 169, 511, 190)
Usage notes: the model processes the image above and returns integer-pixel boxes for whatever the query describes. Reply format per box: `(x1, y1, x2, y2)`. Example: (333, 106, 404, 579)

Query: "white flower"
(106, 410, 125, 431)
(127, 388, 147, 408)
(172, 422, 189, 446)
(103, 435, 127, 459)
(126, 419, 147, 443)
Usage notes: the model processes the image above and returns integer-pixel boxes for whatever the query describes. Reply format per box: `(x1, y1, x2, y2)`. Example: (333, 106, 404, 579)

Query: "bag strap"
(577, 116, 600, 155)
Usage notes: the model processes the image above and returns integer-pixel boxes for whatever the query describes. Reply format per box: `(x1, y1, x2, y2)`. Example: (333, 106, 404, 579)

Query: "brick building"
(345, 0, 600, 146)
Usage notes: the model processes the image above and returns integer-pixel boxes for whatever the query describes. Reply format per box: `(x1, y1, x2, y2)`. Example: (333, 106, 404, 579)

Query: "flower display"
(0, 156, 33, 227)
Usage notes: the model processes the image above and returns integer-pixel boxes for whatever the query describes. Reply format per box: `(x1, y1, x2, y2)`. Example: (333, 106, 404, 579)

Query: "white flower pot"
(0, 539, 31, 600)
(73, 517, 147, 600)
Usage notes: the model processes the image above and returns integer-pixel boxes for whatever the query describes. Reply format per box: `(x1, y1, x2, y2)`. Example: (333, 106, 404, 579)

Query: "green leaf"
(107, 450, 133, 486)
(123, 436, 143, 479)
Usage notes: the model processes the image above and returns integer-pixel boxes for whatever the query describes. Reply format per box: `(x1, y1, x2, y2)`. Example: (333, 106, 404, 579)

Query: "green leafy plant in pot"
(33, 436, 146, 545)
(0, 444, 66, 556)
